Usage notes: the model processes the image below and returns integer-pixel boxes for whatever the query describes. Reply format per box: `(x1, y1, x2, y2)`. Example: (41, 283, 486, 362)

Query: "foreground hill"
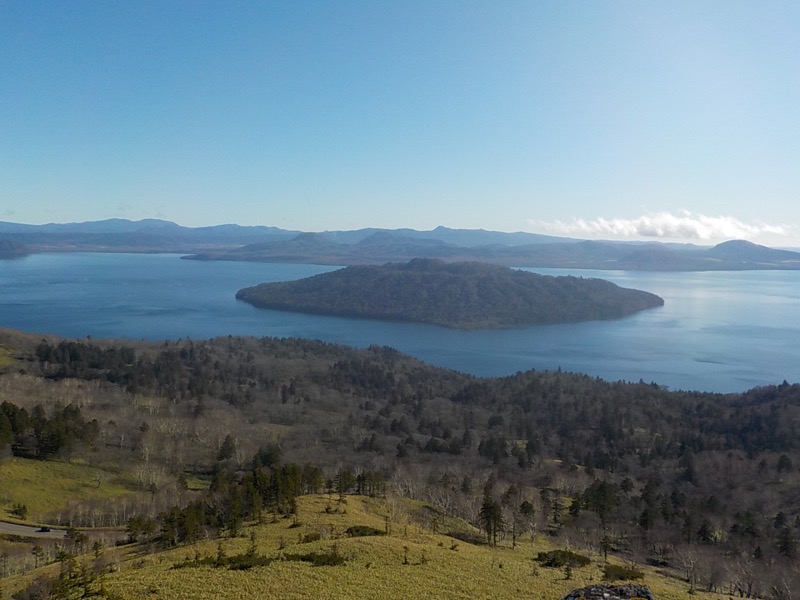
(5, 494, 707, 600)
(3, 329, 800, 596)
(235, 259, 664, 329)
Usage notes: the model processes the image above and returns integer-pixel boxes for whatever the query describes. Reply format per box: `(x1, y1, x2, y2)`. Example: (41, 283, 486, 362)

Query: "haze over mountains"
(2, 218, 800, 271)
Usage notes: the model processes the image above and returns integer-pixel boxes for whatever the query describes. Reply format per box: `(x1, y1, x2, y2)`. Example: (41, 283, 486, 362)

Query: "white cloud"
(531, 211, 793, 242)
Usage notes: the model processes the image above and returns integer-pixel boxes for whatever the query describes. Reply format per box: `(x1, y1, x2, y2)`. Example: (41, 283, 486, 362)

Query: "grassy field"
(0, 346, 15, 369)
(0, 457, 135, 523)
(4, 494, 726, 600)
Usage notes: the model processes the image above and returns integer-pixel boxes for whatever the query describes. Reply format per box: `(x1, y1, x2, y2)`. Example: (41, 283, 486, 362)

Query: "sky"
(1, 1, 800, 246)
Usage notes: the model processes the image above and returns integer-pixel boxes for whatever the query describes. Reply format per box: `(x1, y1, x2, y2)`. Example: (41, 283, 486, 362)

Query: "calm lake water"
(1, 252, 799, 393)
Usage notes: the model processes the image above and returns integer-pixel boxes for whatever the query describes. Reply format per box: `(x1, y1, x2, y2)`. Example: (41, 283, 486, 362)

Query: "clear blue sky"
(2, 1, 799, 245)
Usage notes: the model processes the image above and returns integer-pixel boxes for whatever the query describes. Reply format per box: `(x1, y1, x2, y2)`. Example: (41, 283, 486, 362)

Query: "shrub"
(447, 530, 484, 545)
(535, 549, 591, 568)
(345, 525, 384, 537)
(225, 553, 273, 571)
(285, 544, 346, 567)
(301, 531, 322, 543)
(603, 563, 644, 581)
(172, 550, 273, 571)
(11, 503, 28, 519)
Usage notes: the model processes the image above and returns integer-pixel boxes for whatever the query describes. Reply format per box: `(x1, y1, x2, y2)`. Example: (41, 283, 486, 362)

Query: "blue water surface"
(1, 253, 799, 393)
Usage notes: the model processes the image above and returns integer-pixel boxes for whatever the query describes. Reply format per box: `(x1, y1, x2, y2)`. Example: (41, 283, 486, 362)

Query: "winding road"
(0, 520, 67, 539)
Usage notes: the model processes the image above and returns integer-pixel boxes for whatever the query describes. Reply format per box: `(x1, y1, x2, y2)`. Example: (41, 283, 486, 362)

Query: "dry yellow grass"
(1, 494, 729, 600)
(0, 457, 135, 522)
(0, 347, 14, 368)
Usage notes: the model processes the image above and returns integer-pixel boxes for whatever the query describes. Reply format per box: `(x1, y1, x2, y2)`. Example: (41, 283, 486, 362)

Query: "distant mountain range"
(2, 218, 800, 271)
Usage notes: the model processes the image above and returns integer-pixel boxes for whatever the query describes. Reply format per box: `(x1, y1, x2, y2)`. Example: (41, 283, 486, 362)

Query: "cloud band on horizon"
(531, 211, 793, 242)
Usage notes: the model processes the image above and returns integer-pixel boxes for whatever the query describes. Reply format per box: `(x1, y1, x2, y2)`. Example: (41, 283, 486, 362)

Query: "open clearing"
(0, 457, 135, 523)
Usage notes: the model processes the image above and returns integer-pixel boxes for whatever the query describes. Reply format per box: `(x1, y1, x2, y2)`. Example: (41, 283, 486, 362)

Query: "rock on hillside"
(562, 584, 655, 600)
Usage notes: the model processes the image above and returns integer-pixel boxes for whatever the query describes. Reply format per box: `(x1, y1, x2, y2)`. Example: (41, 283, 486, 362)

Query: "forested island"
(235, 259, 664, 329)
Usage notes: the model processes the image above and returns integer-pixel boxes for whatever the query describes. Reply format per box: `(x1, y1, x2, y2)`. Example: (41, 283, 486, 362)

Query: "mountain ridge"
(2, 218, 800, 270)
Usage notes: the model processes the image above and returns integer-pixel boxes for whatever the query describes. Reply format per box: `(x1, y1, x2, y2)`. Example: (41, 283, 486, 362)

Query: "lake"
(1, 252, 799, 393)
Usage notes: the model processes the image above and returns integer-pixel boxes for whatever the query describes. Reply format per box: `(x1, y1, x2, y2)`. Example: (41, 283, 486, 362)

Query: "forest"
(235, 258, 664, 329)
(1, 329, 800, 597)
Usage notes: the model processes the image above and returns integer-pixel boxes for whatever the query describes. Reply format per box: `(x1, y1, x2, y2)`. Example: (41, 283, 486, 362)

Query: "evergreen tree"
(777, 526, 797, 558)
(479, 478, 504, 546)
(217, 434, 236, 461)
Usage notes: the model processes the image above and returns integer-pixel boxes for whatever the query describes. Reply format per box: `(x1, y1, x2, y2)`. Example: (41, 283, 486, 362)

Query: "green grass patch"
(184, 476, 211, 491)
(0, 457, 135, 521)
(0, 346, 16, 368)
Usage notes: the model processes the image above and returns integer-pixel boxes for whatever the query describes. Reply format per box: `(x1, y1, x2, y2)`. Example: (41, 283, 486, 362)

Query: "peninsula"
(236, 258, 664, 330)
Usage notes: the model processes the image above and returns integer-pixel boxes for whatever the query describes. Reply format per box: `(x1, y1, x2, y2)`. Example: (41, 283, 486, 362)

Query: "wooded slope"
(3, 329, 800, 595)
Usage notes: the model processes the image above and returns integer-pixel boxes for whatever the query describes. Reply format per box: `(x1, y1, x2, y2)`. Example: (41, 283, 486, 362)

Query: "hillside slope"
(6, 495, 719, 600)
(3, 330, 800, 596)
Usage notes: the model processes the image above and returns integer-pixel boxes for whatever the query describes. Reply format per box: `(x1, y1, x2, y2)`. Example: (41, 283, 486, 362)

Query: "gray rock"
(562, 584, 655, 600)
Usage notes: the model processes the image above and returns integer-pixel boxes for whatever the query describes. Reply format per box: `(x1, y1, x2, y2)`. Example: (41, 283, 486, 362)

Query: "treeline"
(235, 258, 664, 329)
(128, 444, 383, 548)
(32, 338, 800, 461)
(0, 400, 97, 459)
(35, 338, 285, 404)
(29, 336, 800, 465)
